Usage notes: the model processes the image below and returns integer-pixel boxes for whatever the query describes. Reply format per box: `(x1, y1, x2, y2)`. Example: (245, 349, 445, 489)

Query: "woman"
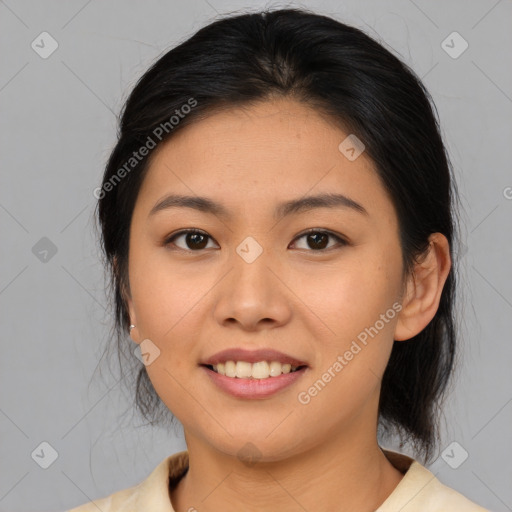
(69, 7, 489, 511)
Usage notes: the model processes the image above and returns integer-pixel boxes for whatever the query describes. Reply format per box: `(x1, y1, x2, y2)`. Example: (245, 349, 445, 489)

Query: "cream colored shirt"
(67, 449, 489, 511)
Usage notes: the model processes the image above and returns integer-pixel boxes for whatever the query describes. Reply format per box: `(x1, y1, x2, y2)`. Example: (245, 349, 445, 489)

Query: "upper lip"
(201, 348, 308, 367)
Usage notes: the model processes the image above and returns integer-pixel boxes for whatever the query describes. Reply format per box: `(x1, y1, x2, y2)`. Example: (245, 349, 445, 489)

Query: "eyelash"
(163, 228, 348, 253)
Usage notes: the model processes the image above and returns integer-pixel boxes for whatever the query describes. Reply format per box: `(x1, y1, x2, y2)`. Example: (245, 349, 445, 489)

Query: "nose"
(212, 246, 292, 332)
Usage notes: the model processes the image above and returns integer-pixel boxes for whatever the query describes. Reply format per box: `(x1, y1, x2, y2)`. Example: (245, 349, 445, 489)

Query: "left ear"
(394, 233, 452, 341)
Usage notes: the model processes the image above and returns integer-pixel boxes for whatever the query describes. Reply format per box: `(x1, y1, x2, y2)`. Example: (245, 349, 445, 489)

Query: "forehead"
(134, 98, 394, 222)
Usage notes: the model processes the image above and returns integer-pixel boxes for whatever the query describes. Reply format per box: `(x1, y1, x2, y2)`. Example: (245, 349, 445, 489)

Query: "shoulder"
(67, 487, 135, 512)
(66, 451, 189, 512)
(378, 449, 490, 512)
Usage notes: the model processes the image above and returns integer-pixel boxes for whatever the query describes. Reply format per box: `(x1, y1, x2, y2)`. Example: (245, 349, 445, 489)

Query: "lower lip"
(201, 365, 307, 399)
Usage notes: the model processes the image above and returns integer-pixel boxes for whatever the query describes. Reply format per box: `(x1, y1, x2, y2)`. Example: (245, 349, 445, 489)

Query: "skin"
(125, 98, 451, 512)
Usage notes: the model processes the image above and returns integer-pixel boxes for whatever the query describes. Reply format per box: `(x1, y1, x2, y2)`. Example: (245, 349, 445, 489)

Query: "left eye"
(164, 229, 347, 252)
(291, 229, 347, 251)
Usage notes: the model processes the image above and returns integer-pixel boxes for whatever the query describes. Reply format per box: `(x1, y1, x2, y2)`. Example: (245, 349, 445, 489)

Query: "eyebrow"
(149, 192, 368, 219)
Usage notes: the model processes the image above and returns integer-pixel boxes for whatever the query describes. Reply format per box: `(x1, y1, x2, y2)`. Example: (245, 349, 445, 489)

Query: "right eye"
(164, 229, 219, 251)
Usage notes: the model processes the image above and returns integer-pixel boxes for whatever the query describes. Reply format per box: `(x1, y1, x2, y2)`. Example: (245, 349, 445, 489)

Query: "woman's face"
(126, 98, 406, 460)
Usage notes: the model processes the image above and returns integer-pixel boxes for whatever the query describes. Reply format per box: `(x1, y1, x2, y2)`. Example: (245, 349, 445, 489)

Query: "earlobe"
(394, 233, 451, 342)
(126, 296, 139, 342)
(114, 255, 138, 341)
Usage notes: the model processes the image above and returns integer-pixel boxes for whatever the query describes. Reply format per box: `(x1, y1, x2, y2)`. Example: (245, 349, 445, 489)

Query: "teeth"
(212, 361, 300, 379)
(224, 361, 236, 377)
(252, 361, 269, 379)
(236, 361, 252, 378)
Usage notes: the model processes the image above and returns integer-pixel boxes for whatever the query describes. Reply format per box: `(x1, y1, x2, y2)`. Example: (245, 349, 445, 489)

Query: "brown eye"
(291, 230, 347, 251)
(165, 230, 217, 251)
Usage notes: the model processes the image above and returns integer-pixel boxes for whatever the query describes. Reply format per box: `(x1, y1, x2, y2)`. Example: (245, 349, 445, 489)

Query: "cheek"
(128, 247, 217, 400)
(292, 252, 402, 343)
(129, 244, 208, 340)
(292, 271, 401, 425)
(291, 248, 403, 412)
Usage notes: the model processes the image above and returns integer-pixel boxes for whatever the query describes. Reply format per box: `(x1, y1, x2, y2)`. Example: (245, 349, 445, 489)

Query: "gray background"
(1, 1, 511, 511)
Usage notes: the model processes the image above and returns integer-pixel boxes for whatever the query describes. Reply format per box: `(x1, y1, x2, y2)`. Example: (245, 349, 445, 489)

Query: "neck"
(171, 427, 404, 512)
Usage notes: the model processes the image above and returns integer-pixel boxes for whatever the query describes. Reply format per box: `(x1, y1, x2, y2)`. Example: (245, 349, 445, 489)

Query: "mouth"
(201, 361, 308, 379)
(200, 361, 308, 399)
(199, 348, 309, 398)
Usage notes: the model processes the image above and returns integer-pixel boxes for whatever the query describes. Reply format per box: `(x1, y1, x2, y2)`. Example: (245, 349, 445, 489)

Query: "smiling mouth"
(201, 361, 307, 379)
